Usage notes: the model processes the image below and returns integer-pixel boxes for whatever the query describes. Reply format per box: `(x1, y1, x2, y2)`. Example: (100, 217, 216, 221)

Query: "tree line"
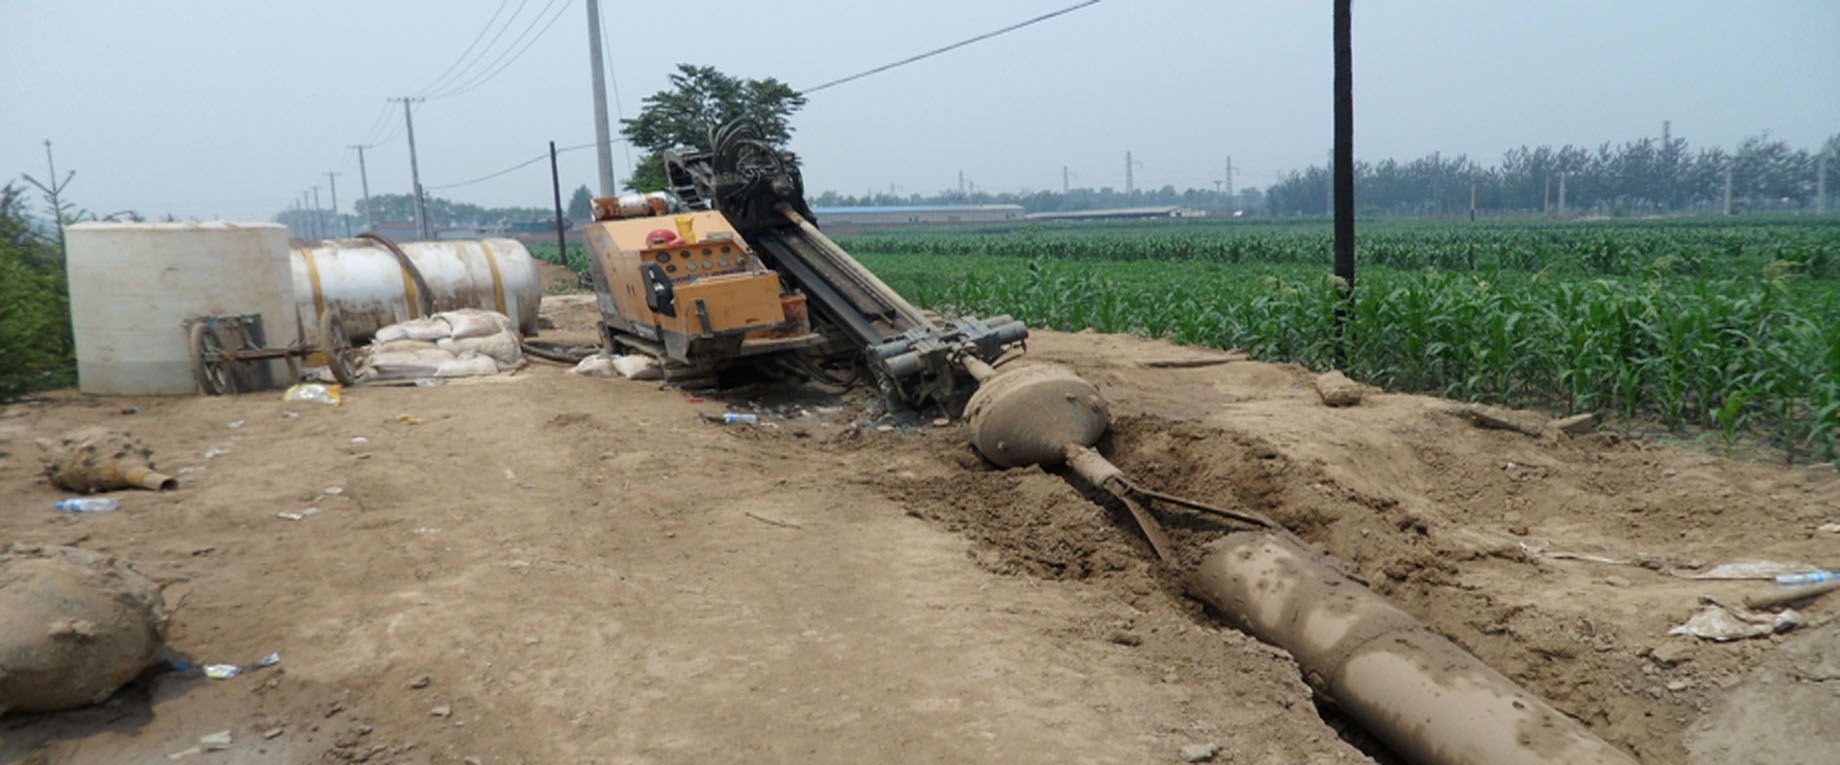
(1266, 132, 1840, 217)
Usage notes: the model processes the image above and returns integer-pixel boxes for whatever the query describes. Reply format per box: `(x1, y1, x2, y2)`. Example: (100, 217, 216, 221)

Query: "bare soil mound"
(0, 544, 167, 716)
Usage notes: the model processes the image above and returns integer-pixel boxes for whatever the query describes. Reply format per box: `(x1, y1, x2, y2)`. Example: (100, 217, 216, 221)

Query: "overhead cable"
(800, 0, 1099, 94)
(413, 0, 520, 98)
(426, 0, 574, 100)
(428, 140, 605, 190)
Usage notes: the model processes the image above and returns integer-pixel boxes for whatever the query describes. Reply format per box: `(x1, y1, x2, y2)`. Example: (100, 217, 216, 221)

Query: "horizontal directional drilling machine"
(579, 123, 1027, 411)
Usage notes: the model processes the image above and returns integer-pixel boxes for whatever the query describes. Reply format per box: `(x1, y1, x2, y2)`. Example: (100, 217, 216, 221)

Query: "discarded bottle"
(55, 497, 120, 513)
(722, 413, 759, 425)
(1776, 570, 1839, 586)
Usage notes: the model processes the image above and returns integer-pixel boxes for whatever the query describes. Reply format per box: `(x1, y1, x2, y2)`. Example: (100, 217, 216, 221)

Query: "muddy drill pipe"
(960, 360, 1635, 765)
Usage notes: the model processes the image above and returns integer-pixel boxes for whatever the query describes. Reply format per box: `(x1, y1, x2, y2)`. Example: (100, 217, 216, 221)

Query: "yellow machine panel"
(583, 208, 813, 365)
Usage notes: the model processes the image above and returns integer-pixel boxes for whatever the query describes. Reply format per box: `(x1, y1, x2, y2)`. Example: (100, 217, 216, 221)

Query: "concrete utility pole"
(1469, 177, 1477, 222)
(325, 171, 343, 237)
(311, 186, 323, 240)
(1543, 175, 1551, 215)
(958, 170, 965, 196)
(1331, 0, 1354, 299)
(1818, 154, 1828, 214)
(1125, 151, 1140, 197)
(1225, 155, 1234, 199)
(1722, 164, 1733, 216)
(585, 0, 618, 197)
(348, 144, 374, 233)
(391, 96, 430, 240)
(1557, 172, 1567, 215)
(1062, 165, 1070, 194)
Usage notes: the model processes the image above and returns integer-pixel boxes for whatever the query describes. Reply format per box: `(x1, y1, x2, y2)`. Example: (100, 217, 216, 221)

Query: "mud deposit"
(0, 544, 167, 716)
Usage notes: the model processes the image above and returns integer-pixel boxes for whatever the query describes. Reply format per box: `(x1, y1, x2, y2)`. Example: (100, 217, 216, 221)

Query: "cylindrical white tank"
(66, 222, 299, 395)
(290, 238, 541, 343)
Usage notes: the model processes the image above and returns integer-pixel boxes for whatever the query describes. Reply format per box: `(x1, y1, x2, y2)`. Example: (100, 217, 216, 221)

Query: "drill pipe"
(1189, 532, 1636, 765)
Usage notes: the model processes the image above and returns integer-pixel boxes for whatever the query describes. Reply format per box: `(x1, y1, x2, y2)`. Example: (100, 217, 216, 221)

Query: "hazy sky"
(3, 1, 1836, 220)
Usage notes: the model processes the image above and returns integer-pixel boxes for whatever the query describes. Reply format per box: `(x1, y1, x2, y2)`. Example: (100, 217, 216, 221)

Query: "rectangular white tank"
(66, 222, 299, 395)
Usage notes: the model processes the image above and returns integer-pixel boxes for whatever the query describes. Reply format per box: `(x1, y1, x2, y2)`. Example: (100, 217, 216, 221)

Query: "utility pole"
(391, 96, 430, 240)
(1331, 0, 1355, 346)
(348, 144, 374, 233)
(585, 0, 618, 196)
(1557, 172, 1567, 215)
(324, 171, 343, 237)
(1062, 165, 1070, 194)
(20, 140, 73, 261)
(1543, 175, 1551, 215)
(1722, 164, 1733, 216)
(549, 140, 569, 281)
(1225, 155, 1234, 199)
(1819, 154, 1828, 214)
(311, 186, 324, 240)
(1125, 151, 1135, 196)
(958, 170, 965, 197)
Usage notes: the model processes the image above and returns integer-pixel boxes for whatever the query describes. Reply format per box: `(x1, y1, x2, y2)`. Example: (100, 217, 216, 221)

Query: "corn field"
(838, 218, 1840, 280)
(855, 220, 1840, 462)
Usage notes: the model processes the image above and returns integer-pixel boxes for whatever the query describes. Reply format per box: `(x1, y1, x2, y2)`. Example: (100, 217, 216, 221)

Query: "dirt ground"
(3, 295, 1837, 764)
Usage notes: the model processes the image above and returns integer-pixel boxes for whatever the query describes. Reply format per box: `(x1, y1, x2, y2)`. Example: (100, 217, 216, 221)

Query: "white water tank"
(290, 238, 542, 343)
(66, 222, 299, 395)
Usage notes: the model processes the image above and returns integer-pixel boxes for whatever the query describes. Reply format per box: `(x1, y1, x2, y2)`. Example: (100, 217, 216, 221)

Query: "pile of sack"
(362, 309, 524, 381)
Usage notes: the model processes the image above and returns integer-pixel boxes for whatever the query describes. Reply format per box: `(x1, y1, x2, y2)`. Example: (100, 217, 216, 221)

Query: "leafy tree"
(567, 185, 593, 221)
(0, 182, 75, 399)
(620, 64, 806, 192)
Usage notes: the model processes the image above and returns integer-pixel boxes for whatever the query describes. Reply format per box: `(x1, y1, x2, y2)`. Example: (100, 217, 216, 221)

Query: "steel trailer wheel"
(189, 322, 236, 395)
(319, 311, 360, 387)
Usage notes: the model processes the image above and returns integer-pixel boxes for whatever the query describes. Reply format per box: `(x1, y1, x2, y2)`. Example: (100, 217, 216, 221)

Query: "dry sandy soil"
(3, 295, 1837, 764)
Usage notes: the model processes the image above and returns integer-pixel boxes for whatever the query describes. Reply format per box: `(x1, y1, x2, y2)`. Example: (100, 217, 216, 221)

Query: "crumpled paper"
(1669, 599, 1801, 641)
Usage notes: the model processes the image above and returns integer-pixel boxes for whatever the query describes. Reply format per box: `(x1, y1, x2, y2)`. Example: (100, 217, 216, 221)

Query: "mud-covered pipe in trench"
(1190, 532, 1635, 765)
(959, 361, 1635, 765)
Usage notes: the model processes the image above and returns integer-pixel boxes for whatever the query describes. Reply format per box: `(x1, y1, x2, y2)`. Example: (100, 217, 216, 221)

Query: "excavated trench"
(820, 410, 1666, 763)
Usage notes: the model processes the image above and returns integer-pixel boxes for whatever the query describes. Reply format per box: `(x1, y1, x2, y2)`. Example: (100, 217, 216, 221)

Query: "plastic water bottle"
(723, 413, 759, 425)
(1775, 570, 1839, 586)
(55, 497, 120, 513)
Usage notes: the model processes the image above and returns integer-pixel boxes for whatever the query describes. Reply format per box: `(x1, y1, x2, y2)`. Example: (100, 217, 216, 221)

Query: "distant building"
(810, 204, 1025, 227)
(1025, 206, 1209, 222)
(365, 220, 422, 241)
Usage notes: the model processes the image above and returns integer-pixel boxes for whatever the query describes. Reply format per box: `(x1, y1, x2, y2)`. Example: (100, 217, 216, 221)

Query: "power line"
(800, 0, 1099, 94)
(426, 0, 574, 100)
(428, 141, 600, 190)
(419, 0, 532, 98)
(372, 114, 407, 147)
(357, 101, 396, 145)
(595, 3, 634, 171)
(413, 0, 518, 98)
